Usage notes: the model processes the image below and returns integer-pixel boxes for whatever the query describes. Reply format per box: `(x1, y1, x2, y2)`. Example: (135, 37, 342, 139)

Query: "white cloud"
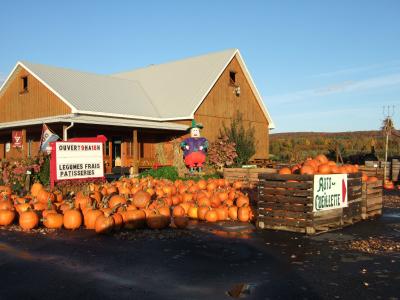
(309, 60, 400, 78)
(268, 73, 400, 104)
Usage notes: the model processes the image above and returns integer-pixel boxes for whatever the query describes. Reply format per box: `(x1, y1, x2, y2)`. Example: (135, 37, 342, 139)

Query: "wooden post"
(132, 129, 139, 174)
(384, 132, 389, 183)
(22, 129, 27, 157)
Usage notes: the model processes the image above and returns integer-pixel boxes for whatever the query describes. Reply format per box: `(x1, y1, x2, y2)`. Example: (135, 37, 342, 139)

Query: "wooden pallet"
(223, 168, 277, 188)
(256, 173, 363, 235)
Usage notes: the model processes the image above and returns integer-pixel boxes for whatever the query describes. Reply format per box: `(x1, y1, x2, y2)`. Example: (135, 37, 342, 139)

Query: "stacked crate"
(361, 180, 383, 219)
(257, 173, 363, 235)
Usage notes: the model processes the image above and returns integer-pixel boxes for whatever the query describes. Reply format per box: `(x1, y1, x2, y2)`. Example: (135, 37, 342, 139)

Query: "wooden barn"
(0, 49, 274, 173)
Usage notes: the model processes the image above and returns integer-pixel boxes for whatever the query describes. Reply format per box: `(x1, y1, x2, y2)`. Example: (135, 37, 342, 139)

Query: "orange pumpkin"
(215, 207, 228, 221)
(205, 210, 218, 222)
(315, 154, 329, 164)
(95, 213, 115, 234)
(109, 195, 127, 208)
(30, 182, 43, 197)
(132, 190, 151, 208)
(43, 213, 63, 229)
(122, 209, 146, 229)
(174, 216, 189, 229)
(63, 209, 82, 230)
(84, 208, 104, 229)
(112, 212, 124, 230)
(300, 165, 315, 175)
(198, 206, 210, 220)
(238, 206, 250, 222)
(146, 210, 170, 229)
(318, 164, 331, 174)
(172, 205, 186, 217)
(236, 195, 250, 208)
(0, 209, 15, 226)
(279, 167, 292, 175)
(228, 206, 238, 221)
(187, 206, 198, 219)
(19, 210, 39, 230)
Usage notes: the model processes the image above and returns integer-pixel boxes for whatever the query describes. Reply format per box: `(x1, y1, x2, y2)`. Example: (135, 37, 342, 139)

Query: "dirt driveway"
(0, 203, 399, 299)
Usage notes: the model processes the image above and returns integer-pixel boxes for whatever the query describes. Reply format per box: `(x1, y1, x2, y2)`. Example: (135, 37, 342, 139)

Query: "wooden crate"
(223, 167, 277, 188)
(256, 173, 363, 235)
(361, 180, 383, 219)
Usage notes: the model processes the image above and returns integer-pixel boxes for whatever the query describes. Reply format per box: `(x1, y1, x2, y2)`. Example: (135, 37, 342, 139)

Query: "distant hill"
(269, 130, 397, 163)
(271, 131, 383, 139)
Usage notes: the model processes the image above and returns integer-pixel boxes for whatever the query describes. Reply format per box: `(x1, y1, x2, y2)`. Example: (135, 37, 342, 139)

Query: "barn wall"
(172, 55, 270, 159)
(0, 67, 71, 123)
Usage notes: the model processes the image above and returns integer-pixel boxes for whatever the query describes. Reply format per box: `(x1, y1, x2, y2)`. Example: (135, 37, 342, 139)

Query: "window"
(229, 71, 236, 84)
(21, 76, 28, 93)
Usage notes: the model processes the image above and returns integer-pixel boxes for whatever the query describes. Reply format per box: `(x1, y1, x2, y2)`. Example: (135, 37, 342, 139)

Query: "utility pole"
(382, 105, 395, 183)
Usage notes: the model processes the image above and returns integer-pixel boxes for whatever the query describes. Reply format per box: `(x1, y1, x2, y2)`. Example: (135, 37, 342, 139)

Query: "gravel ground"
(0, 200, 399, 300)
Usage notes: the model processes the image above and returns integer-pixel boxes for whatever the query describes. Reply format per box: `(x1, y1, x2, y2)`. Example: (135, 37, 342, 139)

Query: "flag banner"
(40, 124, 60, 152)
(12, 130, 23, 148)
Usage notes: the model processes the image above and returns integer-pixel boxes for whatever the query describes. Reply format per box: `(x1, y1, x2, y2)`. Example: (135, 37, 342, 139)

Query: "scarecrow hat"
(189, 120, 203, 130)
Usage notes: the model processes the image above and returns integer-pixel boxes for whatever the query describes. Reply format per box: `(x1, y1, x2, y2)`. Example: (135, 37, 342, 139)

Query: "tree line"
(269, 131, 400, 164)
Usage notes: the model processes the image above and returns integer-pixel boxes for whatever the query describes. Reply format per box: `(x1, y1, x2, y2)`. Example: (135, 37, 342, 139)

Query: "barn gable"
(0, 65, 71, 123)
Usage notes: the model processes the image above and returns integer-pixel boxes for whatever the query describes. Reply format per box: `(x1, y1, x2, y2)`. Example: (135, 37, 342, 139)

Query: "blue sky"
(1, 0, 399, 133)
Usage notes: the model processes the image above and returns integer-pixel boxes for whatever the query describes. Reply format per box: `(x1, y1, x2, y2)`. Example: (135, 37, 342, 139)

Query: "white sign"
(54, 142, 104, 180)
(313, 174, 348, 212)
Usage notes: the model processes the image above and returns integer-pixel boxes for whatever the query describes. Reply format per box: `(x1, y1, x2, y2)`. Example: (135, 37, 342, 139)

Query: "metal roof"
(0, 114, 188, 131)
(112, 49, 238, 119)
(0, 49, 275, 128)
(19, 61, 162, 119)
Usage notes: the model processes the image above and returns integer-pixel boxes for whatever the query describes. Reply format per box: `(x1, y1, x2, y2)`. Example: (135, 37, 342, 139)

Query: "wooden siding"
(0, 67, 71, 123)
(172, 55, 270, 159)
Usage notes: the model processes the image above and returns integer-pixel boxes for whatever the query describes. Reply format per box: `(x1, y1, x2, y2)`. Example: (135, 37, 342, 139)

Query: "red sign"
(12, 131, 23, 148)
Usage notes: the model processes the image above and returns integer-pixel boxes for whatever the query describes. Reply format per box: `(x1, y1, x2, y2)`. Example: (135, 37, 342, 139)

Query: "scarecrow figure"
(181, 120, 208, 173)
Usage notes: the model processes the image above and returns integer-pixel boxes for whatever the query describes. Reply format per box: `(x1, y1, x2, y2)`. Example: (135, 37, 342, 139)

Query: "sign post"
(50, 136, 107, 188)
(313, 174, 348, 212)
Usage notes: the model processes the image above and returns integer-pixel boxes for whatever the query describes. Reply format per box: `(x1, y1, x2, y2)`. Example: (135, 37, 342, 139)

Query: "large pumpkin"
(300, 165, 314, 175)
(43, 213, 63, 229)
(63, 209, 82, 230)
(238, 206, 250, 222)
(84, 209, 104, 229)
(205, 210, 218, 223)
(19, 210, 39, 230)
(30, 182, 43, 197)
(122, 209, 146, 229)
(132, 191, 151, 208)
(0, 209, 15, 226)
(173, 216, 189, 229)
(146, 210, 170, 229)
(95, 214, 115, 234)
(108, 195, 127, 208)
(279, 167, 292, 175)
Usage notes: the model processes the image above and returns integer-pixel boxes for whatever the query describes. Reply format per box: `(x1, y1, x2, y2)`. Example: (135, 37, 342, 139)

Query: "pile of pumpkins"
(278, 154, 360, 176)
(278, 154, 380, 183)
(0, 177, 254, 234)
